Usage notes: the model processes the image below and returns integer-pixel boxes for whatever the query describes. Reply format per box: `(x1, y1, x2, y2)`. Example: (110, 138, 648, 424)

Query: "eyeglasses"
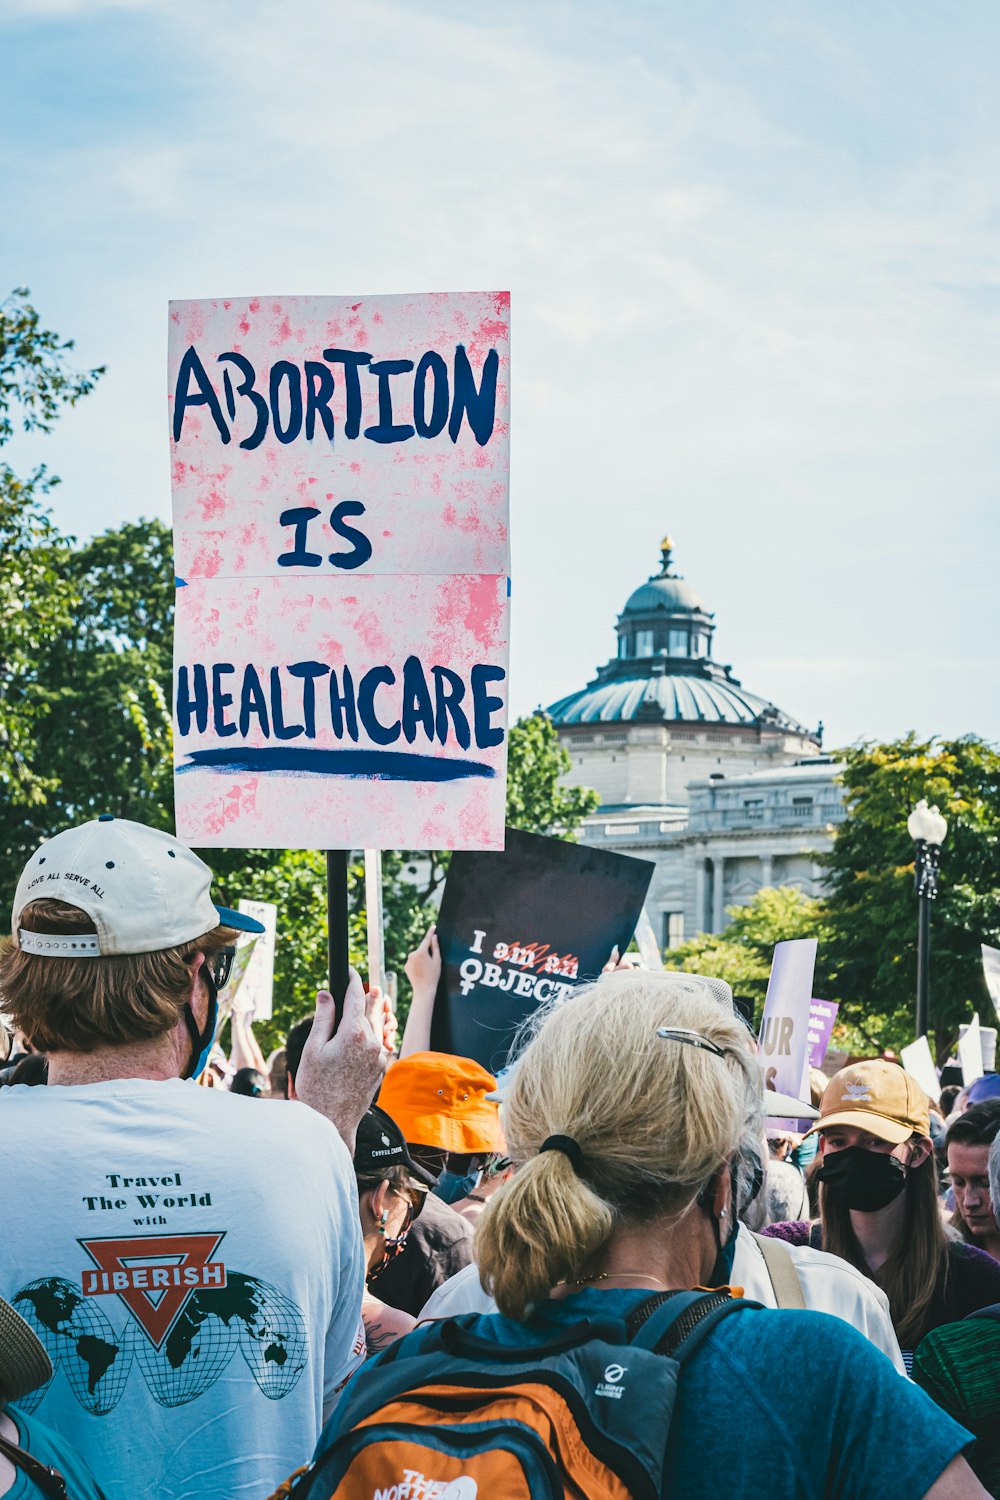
(656, 1027, 726, 1058)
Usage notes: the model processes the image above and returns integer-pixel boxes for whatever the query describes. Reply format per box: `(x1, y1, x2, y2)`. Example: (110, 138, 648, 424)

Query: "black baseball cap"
(355, 1105, 436, 1187)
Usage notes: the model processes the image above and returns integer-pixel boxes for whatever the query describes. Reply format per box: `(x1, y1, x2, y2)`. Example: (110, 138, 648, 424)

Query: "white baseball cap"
(12, 816, 264, 958)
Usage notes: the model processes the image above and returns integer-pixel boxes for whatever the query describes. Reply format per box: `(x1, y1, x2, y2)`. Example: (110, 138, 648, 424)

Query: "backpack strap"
(628, 1289, 760, 1361)
(749, 1231, 806, 1310)
(0, 1432, 68, 1500)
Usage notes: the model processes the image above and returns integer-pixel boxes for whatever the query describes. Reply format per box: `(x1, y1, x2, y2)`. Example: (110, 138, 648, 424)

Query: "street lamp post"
(907, 799, 948, 1040)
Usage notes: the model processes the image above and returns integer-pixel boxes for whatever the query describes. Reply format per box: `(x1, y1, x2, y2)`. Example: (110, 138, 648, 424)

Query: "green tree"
(0, 288, 104, 808)
(821, 734, 1000, 1057)
(665, 886, 826, 1019)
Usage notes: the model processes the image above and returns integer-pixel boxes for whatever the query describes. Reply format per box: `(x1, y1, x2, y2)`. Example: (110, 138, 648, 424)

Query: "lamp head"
(907, 799, 948, 847)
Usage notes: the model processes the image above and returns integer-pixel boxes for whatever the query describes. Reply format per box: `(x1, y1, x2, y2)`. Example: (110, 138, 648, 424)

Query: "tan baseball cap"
(807, 1059, 930, 1145)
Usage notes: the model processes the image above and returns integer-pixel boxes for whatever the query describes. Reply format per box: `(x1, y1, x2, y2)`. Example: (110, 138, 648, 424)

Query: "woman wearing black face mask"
(763, 1060, 1000, 1370)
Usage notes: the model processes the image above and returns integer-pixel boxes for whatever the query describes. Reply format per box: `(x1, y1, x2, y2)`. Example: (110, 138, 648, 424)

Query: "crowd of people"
(1, 814, 999, 1498)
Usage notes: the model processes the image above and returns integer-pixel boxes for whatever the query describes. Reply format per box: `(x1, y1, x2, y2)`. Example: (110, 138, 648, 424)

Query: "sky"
(2, 0, 999, 750)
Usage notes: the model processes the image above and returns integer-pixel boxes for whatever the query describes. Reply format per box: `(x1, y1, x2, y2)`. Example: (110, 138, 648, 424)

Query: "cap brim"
(0, 1297, 53, 1402)
(214, 905, 265, 935)
(803, 1109, 912, 1144)
(764, 1090, 820, 1122)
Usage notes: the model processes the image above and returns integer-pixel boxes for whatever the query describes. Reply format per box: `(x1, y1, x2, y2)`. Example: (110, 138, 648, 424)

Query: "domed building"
(546, 537, 844, 946)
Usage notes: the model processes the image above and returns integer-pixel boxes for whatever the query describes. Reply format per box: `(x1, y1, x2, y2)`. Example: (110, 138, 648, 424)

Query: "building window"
(663, 912, 685, 950)
(691, 632, 707, 657)
(618, 634, 627, 658)
(792, 796, 813, 806)
(668, 628, 687, 655)
(636, 629, 654, 657)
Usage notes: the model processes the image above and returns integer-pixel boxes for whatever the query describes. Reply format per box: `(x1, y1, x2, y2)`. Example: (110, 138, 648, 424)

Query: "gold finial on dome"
(659, 535, 675, 575)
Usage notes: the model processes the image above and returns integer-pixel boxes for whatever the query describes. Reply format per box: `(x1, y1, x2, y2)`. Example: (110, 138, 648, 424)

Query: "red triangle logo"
(78, 1232, 227, 1347)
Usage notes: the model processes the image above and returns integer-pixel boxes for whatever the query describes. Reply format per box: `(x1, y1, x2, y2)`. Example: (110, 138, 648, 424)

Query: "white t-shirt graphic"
(1, 1078, 365, 1500)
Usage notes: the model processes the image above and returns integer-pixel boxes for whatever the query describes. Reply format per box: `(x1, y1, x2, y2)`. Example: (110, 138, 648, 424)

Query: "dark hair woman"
(764, 1060, 1000, 1371)
(946, 1100, 1000, 1262)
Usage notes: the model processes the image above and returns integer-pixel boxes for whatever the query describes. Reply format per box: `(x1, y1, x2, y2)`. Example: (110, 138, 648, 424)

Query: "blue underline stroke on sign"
(176, 747, 496, 782)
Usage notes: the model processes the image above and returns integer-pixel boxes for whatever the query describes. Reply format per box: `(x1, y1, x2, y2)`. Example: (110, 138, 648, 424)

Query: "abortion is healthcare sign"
(169, 292, 510, 850)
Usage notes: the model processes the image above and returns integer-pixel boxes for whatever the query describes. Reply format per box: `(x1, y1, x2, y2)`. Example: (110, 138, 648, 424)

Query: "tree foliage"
(820, 734, 1000, 1057)
(665, 886, 826, 1021)
(0, 289, 106, 808)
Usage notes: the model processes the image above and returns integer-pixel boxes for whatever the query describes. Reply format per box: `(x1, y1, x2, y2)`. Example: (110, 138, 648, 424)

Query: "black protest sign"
(429, 827, 655, 1072)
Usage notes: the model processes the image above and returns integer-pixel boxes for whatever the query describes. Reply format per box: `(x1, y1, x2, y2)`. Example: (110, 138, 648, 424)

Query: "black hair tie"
(540, 1135, 584, 1174)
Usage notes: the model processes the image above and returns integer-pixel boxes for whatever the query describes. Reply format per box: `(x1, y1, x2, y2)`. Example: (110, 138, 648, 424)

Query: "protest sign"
(169, 292, 510, 853)
(983, 945, 1000, 1026)
(235, 899, 277, 1021)
(901, 1036, 941, 1104)
(429, 828, 655, 1072)
(757, 939, 818, 1130)
(959, 1013, 985, 1087)
(807, 999, 839, 1070)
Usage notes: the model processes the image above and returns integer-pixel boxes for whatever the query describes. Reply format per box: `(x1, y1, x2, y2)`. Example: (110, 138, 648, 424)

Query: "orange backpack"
(274, 1289, 757, 1500)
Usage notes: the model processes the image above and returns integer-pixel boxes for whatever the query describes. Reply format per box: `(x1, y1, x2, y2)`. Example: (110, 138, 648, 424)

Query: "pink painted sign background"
(169, 292, 510, 851)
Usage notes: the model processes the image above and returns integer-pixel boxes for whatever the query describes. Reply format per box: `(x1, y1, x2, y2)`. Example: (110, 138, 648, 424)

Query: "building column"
(759, 854, 774, 889)
(694, 858, 707, 934)
(712, 855, 726, 933)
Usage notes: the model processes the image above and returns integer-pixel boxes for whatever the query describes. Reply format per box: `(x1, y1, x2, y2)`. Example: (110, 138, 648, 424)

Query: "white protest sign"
(634, 907, 665, 970)
(757, 938, 818, 1129)
(235, 899, 277, 1021)
(901, 1036, 941, 1104)
(983, 945, 1000, 1026)
(959, 1012, 985, 1087)
(169, 292, 510, 851)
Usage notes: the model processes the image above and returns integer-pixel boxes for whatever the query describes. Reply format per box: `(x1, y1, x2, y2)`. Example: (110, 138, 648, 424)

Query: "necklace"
(561, 1271, 672, 1289)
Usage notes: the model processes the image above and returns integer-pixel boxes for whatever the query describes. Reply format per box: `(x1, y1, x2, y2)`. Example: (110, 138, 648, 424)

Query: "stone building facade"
(546, 537, 845, 947)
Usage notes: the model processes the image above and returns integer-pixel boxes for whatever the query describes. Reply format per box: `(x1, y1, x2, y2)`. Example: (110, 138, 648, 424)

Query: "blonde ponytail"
(474, 970, 763, 1320)
(475, 1150, 614, 1318)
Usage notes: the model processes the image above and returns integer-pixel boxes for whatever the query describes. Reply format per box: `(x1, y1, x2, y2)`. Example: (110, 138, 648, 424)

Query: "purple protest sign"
(807, 999, 839, 1070)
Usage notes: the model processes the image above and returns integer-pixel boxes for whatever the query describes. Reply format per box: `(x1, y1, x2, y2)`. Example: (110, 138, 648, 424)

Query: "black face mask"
(816, 1145, 908, 1213)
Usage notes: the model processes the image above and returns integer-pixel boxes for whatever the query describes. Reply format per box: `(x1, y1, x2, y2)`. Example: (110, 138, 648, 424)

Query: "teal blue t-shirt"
(2, 1406, 107, 1500)
(451, 1290, 971, 1500)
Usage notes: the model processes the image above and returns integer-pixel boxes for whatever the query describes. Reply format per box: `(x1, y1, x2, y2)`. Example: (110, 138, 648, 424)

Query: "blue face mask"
(433, 1167, 482, 1205)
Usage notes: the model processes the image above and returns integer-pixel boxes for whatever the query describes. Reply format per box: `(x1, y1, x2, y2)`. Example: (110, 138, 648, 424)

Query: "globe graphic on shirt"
(225, 1273, 308, 1399)
(135, 1297, 239, 1407)
(134, 1273, 307, 1406)
(14, 1277, 132, 1415)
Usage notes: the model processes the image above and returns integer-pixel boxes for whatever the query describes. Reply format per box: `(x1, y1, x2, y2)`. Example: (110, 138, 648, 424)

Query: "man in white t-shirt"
(0, 816, 387, 1500)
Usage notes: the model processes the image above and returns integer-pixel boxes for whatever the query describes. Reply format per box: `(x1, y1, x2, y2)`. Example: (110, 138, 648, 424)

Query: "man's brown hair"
(0, 898, 237, 1053)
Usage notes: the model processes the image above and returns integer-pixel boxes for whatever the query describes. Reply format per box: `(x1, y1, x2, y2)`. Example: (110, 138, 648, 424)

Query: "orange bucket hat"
(378, 1051, 502, 1153)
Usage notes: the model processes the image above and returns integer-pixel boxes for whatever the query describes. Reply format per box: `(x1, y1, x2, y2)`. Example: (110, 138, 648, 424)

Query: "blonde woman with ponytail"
(339, 972, 985, 1499)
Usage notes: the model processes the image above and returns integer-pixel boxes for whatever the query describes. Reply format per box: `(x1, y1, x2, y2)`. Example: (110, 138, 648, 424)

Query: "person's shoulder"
(757, 1220, 811, 1246)
(947, 1240, 1000, 1294)
(419, 1262, 496, 1320)
(415, 1193, 475, 1246)
(8, 1404, 107, 1500)
(783, 1239, 887, 1296)
(918, 1316, 1000, 1363)
(948, 1240, 1000, 1273)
